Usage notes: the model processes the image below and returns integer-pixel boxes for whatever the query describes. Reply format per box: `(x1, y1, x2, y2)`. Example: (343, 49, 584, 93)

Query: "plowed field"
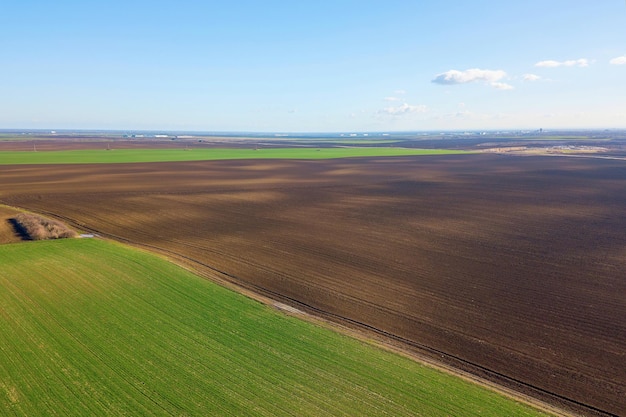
(1, 154, 625, 416)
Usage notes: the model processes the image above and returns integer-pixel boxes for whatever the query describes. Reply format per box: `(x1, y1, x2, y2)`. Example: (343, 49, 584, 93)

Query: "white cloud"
(379, 103, 427, 116)
(384, 96, 401, 102)
(431, 68, 508, 89)
(609, 56, 626, 65)
(394, 89, 407, 95)
(534, 60, 561, 68)
(534, 58, 589, 68)
(522, 73, 541, 81)
(491, 82, 514, 90)
(431, 69, 514, 90)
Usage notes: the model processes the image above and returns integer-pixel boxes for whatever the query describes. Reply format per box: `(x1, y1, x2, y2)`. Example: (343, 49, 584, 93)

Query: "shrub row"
(12, 213, 76, 240)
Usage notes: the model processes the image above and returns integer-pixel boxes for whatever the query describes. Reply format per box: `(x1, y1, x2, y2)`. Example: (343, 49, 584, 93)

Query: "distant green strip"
(0, 147, 468, 164)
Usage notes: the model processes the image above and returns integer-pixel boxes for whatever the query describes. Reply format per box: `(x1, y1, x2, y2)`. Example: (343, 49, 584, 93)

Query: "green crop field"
(0, 147, 468, 165)
(0, 238, 549, 416)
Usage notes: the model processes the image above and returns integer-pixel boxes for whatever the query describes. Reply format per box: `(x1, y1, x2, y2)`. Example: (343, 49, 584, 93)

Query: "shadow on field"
(8, 218, 31, 241)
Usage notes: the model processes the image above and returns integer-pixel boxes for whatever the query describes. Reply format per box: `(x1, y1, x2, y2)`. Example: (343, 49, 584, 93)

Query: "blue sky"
(1, 1, 625, 132)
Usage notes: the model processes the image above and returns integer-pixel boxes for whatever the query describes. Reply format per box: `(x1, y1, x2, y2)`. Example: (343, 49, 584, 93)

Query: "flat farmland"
(1, 154, 625, 415)
(2, 238, 552, 416)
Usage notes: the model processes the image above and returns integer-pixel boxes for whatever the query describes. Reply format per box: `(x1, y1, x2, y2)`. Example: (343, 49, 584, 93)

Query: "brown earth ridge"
(1, 153, 624, 416)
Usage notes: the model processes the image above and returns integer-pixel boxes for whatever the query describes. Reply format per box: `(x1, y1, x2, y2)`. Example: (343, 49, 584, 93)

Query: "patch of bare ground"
(0, 138, 193, 151)
(1, 154, 625, 416)
(0, 137, 286, 151)
(0, 205, 24, 244)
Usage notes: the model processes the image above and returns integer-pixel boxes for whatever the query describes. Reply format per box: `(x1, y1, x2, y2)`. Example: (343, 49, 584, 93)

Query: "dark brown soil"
(0, 137, 291, 151)
(1, 153, 624, 416)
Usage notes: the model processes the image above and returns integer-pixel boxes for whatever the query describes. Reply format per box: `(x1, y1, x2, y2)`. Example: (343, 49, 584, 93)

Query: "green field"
(0, 147, 468, 165)
(0, 238, 548, 416)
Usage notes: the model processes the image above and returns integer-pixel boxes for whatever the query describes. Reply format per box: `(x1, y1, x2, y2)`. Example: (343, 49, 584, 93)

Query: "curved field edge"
(0, 147, 469, 164)
(0, 239, 549, 417)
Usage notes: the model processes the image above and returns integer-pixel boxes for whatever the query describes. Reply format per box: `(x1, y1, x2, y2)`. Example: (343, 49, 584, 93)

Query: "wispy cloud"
(431, 68, 511, 89)
(379, 103, 427, 116)
(430, 110, 477, 121)
(534, 58, 589, 68)
(522, 73, 541, 81)
(491, 82, 514, 90)
(432, 68, 506, 85)
(383, 89, 407, 102)
(609, 56, 626, 65)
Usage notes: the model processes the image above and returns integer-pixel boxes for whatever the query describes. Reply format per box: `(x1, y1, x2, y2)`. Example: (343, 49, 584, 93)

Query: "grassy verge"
(0, 147, 468, 164)
(0, 239, 549, 416)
